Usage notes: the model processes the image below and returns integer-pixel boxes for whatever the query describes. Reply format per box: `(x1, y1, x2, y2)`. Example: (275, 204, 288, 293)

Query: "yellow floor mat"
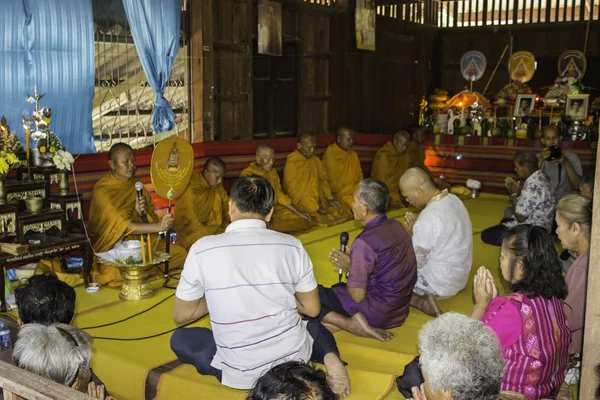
(72, 194, 550, 400)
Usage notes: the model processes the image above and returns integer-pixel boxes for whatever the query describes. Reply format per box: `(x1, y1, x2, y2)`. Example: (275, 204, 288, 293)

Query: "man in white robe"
(399, 168, 473, 316)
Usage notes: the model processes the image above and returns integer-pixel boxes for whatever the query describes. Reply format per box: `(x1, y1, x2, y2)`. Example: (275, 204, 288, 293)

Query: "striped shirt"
(482, 293, 570, 399)
(176, 219, 317, 389)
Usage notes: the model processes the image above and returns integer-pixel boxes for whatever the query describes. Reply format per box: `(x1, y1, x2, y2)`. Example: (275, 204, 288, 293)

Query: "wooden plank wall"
(190, 0, 435, 141)
(438, 22, 600, 98)
(333, 14, 437, 133)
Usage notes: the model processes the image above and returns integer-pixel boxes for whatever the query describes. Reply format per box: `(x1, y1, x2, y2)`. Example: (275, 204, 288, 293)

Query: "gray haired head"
(418, 312, 505, 400)
(357, 179, 389, 215)
(13, 323, 93, 387)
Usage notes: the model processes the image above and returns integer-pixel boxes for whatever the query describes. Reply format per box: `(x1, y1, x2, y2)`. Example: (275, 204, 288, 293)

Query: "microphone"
(339, 232, 349, 283)
(135, 181, 149, 223)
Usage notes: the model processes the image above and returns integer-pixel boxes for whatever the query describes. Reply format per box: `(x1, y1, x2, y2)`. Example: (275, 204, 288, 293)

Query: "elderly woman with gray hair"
(314, 178, 417, 341)
(408, 312, 505, 400)
(12, 323, 111, 400)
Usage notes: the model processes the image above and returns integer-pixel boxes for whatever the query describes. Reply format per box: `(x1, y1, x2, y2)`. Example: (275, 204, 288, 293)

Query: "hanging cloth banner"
(122, 0, 182, 133)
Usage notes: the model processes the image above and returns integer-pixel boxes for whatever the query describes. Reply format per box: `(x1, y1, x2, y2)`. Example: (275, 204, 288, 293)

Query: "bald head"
(297, 132, 316, 159)
(203, 156, 226, 188)
(256, 144, 274, 156)
(256, 144, 275, 173)
(108, 142, 134, 161)
(108, 143, 136, 181)
(336, 127, 355, 151)
(400, 168, 435, 190)
(392, 131, 410, 155)
(204, 156, 226, 172)
(298, 132, 315, 143)
(399, 168, 437, 208)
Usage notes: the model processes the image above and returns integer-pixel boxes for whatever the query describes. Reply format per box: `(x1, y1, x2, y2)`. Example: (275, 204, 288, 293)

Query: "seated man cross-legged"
(174, 156, 230, 250)
(324, 179, 417, 341)
(170, 176, 350, 397)
(400, 168, 473, 316)
(283, 132, 347, 226)
(87, 143, 187, 286)
(481, 151, 554, 246)
(240, 144, 310, 233)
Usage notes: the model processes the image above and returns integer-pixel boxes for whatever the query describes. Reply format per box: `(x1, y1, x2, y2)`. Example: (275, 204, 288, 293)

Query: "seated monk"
(371, 131, 411, 208)
(322, 127, 363, 212)
(407, 126, 451, 191)
(88, 143, 187, 287)
(399, 168, 473, 316)
(323, 179, 417, 341)
(283, 133, 347, 226)
(240, 144, 310, 233)
(174, 157, 230, 250)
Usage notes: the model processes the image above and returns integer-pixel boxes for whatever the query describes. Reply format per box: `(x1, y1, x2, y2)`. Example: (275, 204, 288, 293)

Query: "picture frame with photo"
(514, 94, 536, 117)
(566, 94, 589, 121)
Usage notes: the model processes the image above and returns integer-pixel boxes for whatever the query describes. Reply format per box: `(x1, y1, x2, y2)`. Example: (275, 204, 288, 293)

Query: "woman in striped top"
(472, 225, 570, 400)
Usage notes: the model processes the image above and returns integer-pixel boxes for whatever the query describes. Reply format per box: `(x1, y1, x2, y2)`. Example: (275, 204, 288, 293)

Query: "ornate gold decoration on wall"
(0, 213, 16, 233)
(8, 189, 46, 201)
(22, 219, 62, 236)
(51, 202, 83, 220)
(33, 173, 60, 184)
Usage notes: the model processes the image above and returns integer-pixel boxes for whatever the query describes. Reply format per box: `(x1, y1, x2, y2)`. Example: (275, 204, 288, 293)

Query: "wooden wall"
(332, 12, 437, 134)
(438, 22, 600, 98)
(190, 0, 435, 142)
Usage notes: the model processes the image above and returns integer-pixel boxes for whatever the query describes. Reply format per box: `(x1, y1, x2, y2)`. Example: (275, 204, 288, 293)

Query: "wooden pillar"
(580, 143, 600, 398)
(331, 0, 354, 131)
(189, 0, 214, 142)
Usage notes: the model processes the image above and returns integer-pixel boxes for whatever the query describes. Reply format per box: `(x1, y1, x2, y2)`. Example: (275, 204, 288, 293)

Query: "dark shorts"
(170, 319, 340, 382)
(317, 284, 351, 320)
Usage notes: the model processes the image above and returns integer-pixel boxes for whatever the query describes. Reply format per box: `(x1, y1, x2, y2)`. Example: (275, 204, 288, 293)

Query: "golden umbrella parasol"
(446, 90, 491, 110)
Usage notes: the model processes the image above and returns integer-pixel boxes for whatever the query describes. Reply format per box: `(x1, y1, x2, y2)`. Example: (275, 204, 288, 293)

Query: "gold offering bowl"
(98, 252, 170, 301)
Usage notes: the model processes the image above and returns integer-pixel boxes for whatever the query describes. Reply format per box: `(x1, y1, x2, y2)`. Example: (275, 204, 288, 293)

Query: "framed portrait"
(566, 94, 589, 121)
(356, 0, 376, 51)
(514, 94, 536, 117)
(258, 0, 282, 56)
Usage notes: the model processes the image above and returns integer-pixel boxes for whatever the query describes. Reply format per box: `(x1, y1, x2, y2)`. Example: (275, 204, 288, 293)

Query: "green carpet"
(73, 194, 519, 400)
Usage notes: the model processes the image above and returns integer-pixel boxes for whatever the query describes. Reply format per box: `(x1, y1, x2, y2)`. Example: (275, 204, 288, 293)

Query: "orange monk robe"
(240, 162, 309, 233)
(407, 140, 431, 174)
(88, 173, 188, 287)
(322, 143, 363, 211)
(407, 141, 451, 190)
(371, 141, 410, 208)
(174, 173, 230, 250)
(283, 150, 347, 225)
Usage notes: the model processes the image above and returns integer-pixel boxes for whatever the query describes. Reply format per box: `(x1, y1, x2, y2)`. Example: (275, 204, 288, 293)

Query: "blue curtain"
(122, 0, 182, 133)
(0, 0, 95, 154)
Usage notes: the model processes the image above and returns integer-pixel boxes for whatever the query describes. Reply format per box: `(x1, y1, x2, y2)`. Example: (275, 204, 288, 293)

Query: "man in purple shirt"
(321, 179, 417, 341)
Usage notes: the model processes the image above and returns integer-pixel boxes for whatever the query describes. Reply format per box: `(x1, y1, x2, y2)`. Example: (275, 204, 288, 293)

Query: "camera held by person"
(546, 146, 562, 162)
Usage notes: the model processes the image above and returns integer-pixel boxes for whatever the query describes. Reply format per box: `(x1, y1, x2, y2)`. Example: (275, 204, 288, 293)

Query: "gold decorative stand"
(99, 252, 170, 301)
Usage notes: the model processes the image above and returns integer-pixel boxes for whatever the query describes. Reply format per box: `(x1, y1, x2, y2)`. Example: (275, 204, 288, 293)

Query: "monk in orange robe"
(174, 156, 230, 250)
(407, 126, 451, 190)
(283, 133, 345, 226)
(322, 127, 363, 212)
(88, 143, 188, 287)
(371, 131, 411, 208)
(241, 144, 310, 233)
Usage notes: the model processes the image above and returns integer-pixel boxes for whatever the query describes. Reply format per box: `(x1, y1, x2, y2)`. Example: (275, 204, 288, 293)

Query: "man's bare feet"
(348, 313, 394, 342)
(324, 353, 351, 398)
(410, 294, 442, 317)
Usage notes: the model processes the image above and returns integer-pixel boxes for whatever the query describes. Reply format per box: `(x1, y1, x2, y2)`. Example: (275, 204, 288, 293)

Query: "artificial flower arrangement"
(52, 149, 75, 171)
(0, 116, 23, 178)
(23, 88, 75, 170)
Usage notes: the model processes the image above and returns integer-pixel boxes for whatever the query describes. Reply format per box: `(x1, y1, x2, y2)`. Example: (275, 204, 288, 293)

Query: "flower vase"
(0, 179, 6, 205)
(31, 149, 55, 167)
(59, 171, 69, 196)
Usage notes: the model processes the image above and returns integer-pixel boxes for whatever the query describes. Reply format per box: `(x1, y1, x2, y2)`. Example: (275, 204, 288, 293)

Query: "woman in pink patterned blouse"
(472, 225, 570, 400)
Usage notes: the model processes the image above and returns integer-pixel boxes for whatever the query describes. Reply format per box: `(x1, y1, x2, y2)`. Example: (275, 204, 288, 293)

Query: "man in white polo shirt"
(170, 175, 350, 398)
